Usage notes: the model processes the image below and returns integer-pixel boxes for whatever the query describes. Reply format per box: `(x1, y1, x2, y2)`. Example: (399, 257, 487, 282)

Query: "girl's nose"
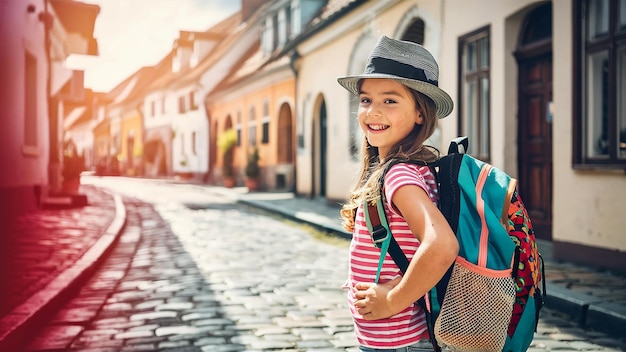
(367, 105, 381, 118)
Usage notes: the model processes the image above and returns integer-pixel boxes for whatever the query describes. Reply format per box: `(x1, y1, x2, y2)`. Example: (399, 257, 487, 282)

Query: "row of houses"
(5, 0, 626, 274)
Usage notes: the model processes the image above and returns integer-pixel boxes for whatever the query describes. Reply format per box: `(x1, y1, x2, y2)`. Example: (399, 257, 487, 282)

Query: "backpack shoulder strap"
(448, 136, 469, 154)
(367, 157, 437, 273)
(436, 136, 468, 232)
(364, 198, 409, 274)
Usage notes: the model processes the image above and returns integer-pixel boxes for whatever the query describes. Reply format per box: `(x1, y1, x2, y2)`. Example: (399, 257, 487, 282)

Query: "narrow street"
(19, 178, 626, 351)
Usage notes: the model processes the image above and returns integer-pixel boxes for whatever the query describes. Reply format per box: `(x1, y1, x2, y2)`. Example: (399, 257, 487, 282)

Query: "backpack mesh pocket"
(434, 259, 516, 352)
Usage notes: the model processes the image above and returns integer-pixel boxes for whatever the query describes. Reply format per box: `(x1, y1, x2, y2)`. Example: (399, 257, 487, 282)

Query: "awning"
(51, 0, 100, 56)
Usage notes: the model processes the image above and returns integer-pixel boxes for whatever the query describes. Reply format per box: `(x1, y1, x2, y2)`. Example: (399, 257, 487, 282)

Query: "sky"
(66, 0, 240, 93)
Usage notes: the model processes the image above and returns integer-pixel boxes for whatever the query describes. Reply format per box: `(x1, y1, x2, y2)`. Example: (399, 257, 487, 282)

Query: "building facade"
(290, 0, 626, 271)
(0, 0, 98, 216)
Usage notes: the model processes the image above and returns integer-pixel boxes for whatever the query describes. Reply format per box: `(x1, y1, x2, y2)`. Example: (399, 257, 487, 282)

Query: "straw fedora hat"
(337, 36, 453, 119)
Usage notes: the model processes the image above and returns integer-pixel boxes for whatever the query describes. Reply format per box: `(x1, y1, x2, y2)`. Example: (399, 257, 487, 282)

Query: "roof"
(279, 0, 367, 56)
(208, 39, 263, 94)
(63, 89, 94, 130)
(105, 53, 178, 107)
(209, 0, 366, 93)
(140, 10, 246, 93)
(106, 66, 156, 108)
(171, 8, 264, 89)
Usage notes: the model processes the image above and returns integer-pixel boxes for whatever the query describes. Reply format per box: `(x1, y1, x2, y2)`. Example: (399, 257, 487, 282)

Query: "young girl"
(337, 36, 459, 351)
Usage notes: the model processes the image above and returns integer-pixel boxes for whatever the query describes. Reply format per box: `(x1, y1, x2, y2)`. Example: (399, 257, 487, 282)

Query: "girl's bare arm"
(354, 184, 458, 319)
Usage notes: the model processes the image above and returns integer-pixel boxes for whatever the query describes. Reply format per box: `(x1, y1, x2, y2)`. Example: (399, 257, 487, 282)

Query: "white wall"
(551, 1, 626, 252)
(0, 0, 50, 212)
(440, 0, 626, 254)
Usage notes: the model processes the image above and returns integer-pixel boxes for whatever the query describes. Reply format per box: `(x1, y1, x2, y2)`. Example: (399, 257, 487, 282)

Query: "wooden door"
(518, 54, 552, 240)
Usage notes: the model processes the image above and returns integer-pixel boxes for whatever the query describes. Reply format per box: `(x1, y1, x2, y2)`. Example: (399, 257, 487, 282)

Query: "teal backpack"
(365, 137, 545, 352)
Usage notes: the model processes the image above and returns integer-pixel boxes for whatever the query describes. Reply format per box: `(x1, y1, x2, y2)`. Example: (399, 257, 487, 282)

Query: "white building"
(291, 0, 625, 272)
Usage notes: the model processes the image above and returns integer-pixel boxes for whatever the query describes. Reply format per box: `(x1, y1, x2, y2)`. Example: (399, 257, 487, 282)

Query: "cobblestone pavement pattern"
(0, 187, 115, 317)
(19, 178, 626, 351)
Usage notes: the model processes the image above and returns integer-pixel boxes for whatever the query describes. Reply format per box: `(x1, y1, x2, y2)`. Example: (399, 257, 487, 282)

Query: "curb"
(544, 284, 626, 337)
(235, 195, 626, 338)
(0, 190, 127, 351)
(239, 197, 351, 239)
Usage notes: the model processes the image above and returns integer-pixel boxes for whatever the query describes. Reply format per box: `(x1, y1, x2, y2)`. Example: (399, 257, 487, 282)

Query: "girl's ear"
(415, 109, 425, 125)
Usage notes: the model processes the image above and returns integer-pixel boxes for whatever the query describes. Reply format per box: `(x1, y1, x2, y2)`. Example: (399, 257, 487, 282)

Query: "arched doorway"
(207, 118, 218, 183)
(312, 97, 327, 197)
(277, 103, 294, 190)
(514, 2, 553, 240)
(126, 129, 135, 174)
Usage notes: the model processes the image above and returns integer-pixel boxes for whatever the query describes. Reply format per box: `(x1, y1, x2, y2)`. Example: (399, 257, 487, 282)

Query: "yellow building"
(120, 110, 143, 176)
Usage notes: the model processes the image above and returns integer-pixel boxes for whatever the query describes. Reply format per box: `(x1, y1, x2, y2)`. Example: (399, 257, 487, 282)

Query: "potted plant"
(245, 147, 260, 191)
(62, 140, 85, 192)
(217, 128, 237, 187)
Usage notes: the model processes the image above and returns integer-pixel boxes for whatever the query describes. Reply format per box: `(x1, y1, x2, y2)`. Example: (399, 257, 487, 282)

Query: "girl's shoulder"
(384, 161, 439, 203)
(386, 161, 435, 181)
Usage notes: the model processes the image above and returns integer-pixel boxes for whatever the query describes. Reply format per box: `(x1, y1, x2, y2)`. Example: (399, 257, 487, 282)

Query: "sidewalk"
(0, 182, 623, 351)
(0, 185, 126, 351)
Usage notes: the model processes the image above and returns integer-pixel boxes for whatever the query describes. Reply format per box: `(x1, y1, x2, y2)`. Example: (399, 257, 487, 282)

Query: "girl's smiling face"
(358, 78, 423, 158)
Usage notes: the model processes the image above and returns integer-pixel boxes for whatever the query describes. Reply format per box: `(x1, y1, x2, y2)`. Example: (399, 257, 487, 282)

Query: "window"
(459, 27, 490, 161)
(192, 131, 197, 155)
(161, 97, 166, 114)
(249, 106, 257, 146)
(190, 90, 199, 111)
(575, 0, 626, 167)
(236, 110, 242, 146)
(291, 0, 301, 37)
(262, 118, 270, 144)
(273, 13, 279, 50)
(278, 8, 287, 46)
(285, 4, 292, 39)
(401, 18, 425, 44)
(150, 101, 155, 117)
(262, 100, 270, 144)
(24, 51, 37, 150)
(263, 17, 274, 54)
(178, 96, 186, 114)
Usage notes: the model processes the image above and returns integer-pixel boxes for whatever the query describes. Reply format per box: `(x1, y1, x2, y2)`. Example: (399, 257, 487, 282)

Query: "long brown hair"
(340, 83, 440, 232)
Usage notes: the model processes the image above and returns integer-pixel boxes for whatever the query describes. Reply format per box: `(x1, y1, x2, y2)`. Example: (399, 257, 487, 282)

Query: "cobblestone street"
(18, 179, 626, 351)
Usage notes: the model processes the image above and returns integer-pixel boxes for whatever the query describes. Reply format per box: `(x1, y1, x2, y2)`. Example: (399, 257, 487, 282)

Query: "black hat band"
(365, 57, 439, 87)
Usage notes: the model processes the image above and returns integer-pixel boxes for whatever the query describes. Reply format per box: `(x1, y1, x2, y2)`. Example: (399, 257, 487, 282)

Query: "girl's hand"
(354, 277, 402, 320)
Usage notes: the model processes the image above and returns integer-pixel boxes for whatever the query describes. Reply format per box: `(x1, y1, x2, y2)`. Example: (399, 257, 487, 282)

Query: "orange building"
(206, 49, 296, 191)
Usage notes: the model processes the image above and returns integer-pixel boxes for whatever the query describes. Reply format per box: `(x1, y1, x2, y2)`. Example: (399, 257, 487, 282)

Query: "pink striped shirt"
(346, 163, 438, 349)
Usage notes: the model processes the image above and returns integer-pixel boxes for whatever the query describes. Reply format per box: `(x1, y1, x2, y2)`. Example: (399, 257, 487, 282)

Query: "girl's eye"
(384, 99, 397, 104)
(360, 97, 371, 104)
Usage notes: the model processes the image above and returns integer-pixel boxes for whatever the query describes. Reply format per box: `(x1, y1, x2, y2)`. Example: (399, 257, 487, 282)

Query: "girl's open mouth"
(368, 124, 389, 131)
